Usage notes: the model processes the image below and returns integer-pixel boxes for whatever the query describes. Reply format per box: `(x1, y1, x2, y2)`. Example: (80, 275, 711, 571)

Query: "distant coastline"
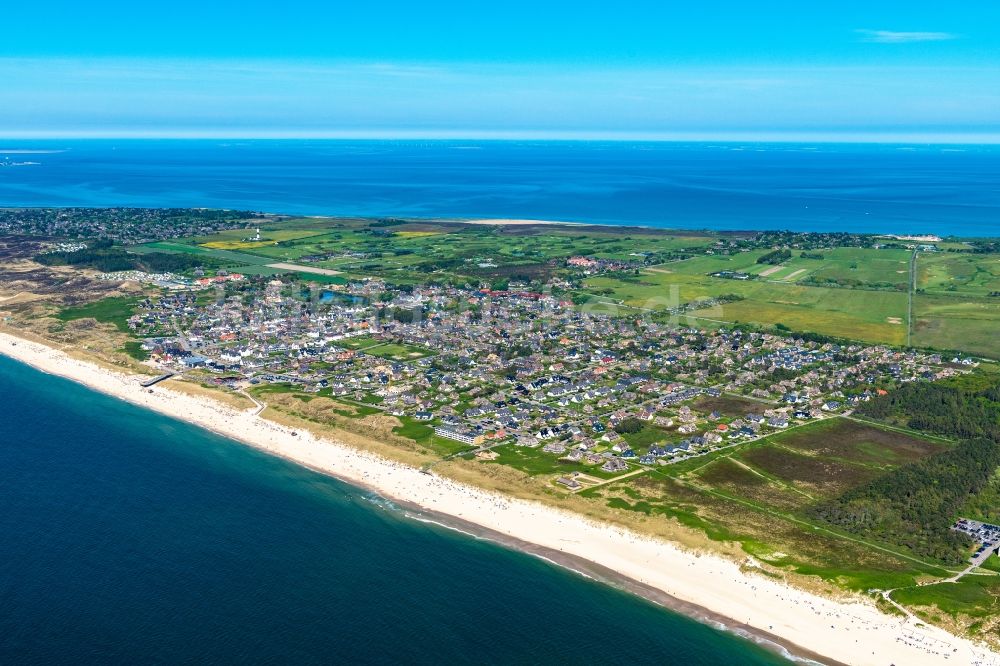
(1, 140, 998, 237)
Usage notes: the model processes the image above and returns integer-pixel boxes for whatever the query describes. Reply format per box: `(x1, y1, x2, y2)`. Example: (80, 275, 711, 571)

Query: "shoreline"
(456, 218, 587, 226)
(386, 499, 834, 665)
(1, 330, 995, 666)
(395, 215, 965, 240)
(4, 205, 978, 237)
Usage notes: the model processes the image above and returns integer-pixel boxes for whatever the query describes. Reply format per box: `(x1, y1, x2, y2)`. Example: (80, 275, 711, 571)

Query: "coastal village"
(123, 263, 969, 493)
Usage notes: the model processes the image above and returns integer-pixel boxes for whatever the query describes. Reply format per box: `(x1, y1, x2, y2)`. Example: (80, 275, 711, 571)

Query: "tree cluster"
(810, 381, 1000, 563)
(809, 436, 1000, 563)
(756, 249, 792, 265)
(36, 247, 222, 273)
(614, 418, 645, 434)
(857, 382, 1000, 440)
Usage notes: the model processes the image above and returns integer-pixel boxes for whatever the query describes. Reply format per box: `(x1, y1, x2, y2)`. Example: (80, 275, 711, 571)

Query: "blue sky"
(2, 1, 998, 139)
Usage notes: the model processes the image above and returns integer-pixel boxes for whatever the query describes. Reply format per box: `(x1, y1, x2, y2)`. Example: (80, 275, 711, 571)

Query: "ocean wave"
(402, 506, 822, 665)
(356, 491, 400, 512)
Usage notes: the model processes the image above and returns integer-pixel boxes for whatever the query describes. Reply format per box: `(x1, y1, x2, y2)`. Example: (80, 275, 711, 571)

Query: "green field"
(912, 293, 1000, 357)
(617, 424, 676, 450)
(195, 227, 331, 249)
(799, 247, 912, 287)
(699, 289, 907, 343)
(362, 341, 435, 361)
(334, 335, 434, 361)
(738, 247, 912, 288)
(392, 417, 435, 443)
(918, 252, 1000, 297)
(584, 263, 909, 344)
(56, 295, 139, 332)
(577, 247, 999, 354)
(337, 335, 387, 350)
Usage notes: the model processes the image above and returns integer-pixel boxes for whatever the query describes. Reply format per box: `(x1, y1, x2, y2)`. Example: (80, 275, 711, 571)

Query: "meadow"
(918, 252, 1000, 297)
(912, 293, 1000, 357)
(793, 247, 912, 288)
(582, 418, 958, 592)
(584, 263, 909, 344)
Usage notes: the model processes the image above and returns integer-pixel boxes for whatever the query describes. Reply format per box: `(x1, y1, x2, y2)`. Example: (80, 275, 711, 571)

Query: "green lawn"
(364, 342, 435, 361)
(617, 423, 675, 450)
(337, 335, 385, 350)
(698, 290, 907, 344)
(393, 417, 435, 443)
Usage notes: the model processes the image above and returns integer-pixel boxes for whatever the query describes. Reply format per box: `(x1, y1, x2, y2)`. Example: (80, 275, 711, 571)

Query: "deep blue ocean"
(0, 355, 790, 664)
(1, 139, 999, 236)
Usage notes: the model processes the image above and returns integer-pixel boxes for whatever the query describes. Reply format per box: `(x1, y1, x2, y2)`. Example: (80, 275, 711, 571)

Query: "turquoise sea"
(0, 354, 791, 664)
(1, 140, 999, 236)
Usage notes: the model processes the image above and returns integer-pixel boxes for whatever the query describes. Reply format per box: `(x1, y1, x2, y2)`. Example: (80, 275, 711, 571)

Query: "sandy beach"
(459, 218, 584, 226)
(1, 331, 996, 666)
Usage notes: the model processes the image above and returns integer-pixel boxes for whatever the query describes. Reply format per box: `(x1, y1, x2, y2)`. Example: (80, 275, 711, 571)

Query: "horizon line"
(3, 129, 1000, 144)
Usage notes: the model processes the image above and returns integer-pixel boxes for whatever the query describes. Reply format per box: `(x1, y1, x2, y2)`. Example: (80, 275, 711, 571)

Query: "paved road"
(238, 389, 267, 416)
(907, 249, 917, 347)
